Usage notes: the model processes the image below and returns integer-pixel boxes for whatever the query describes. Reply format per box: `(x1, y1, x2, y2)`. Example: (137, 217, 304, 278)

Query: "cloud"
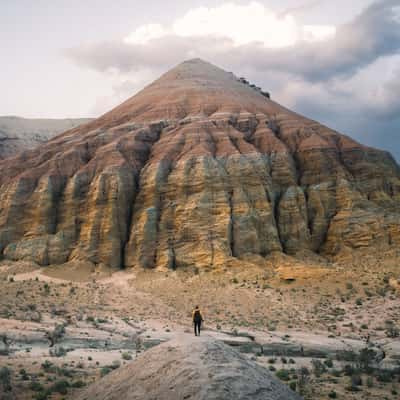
(170, 2, 335, 47)
(64, 0, 400, 161)
(124, 24, 167, 45)
(365, 67, 400, 118)
(66, 0, 399, 81)
(124, 2, 335, 49)
(278, 0, 326, 18)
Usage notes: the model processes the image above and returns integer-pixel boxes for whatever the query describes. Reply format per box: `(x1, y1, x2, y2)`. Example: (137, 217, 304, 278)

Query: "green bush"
(71, 380, 86, 388)
(34, 391, 50, 400)
(0, 367, 12, 392)
(51, 346, 67, 357)
(56, 367, 73, 377)
(386, 326, 400, 338)
(122, 352, 132, 360)
(328, 390, 337, 399)
(41, 360, 55, 373)
(30, 381, 44, 392)
(375, 369, 393, 383)
(336, 350, 357, 362)
(311, 359, 326, 377)
(275, 369, 290, 381)
(43, 283, 50, 295)
(358, 348, 377, 372)
(351, 374, 362, 386)
(51, 379, 70, 395)
(100, 367, 112, 377)
(19, 368, 29, 380)
(343, 364, 355, 376)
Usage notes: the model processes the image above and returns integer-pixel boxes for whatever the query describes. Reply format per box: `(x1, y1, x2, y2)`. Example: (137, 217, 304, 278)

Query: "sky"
(1, 0, 399, 161)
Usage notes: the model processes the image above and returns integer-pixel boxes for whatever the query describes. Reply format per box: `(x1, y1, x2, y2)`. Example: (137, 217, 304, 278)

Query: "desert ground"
(1, 249, 399, 399)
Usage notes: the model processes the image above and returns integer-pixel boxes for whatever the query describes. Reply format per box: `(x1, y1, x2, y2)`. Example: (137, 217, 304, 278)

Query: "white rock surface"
(76, 334, 302, 400)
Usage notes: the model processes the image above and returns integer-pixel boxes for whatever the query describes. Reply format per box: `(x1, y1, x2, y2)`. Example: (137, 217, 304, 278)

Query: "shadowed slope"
(0, 59, 399, 268)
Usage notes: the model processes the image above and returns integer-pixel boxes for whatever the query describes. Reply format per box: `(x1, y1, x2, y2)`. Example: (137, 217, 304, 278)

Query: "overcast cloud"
(1, 0, 399, 160)
(63, 0, 400, 160)
(66, 0, 400, 81)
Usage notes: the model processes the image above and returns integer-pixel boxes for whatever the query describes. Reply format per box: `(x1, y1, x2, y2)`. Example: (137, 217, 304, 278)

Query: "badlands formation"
(0, 59, 400, 400)
(0, 59, 399, 270)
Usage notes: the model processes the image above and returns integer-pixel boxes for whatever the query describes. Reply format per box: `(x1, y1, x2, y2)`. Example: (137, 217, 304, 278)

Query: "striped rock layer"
(0, 59, 399, 269)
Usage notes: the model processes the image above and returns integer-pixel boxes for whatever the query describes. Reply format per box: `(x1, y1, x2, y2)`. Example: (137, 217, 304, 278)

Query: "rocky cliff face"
(0, 116, 91, 159)
(0, 59, 399, 268)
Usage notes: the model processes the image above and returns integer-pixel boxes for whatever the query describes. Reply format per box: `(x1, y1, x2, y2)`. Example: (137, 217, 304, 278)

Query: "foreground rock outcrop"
(77, 335, 302, 400)
(0, 116, 91, 159)
(0, 59, 399, 268)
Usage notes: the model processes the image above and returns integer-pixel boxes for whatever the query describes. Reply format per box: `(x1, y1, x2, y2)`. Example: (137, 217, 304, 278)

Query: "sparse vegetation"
(122, 352, 132, 360)
(0, 366, 12, 392)
(275, 369, 290, 381)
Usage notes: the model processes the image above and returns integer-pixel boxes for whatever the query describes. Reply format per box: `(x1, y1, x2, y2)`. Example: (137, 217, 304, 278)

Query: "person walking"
(192, 306, 203, 336)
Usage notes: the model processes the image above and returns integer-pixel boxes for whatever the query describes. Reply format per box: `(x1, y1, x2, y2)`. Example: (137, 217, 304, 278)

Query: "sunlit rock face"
(0, 59, 399, 268)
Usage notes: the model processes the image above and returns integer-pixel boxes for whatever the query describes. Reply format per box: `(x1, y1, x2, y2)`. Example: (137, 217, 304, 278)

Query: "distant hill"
(0, 116, 92, 159)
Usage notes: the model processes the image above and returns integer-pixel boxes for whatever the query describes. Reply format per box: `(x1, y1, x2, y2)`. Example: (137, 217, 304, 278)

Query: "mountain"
(0, 59, 399, 268)
(0, 116, 92, 159)
(77, 335, 302, 400)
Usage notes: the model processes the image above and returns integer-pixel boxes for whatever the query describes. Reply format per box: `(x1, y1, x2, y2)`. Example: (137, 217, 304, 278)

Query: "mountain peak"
(154, 57, 234, 86)
(94, 58, 280, 127)
(0, 59, 399, 270)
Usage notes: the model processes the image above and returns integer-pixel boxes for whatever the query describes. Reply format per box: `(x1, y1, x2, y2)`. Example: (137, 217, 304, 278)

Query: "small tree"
(0, 334, 13, 355)
(357, 348, 377, 373)
(311, 359, 326, 377)
(386, 325, 400, 338)
(45, 324, 66, 347)
(0, 366, 12, 392)
(297, 367, 310, 396)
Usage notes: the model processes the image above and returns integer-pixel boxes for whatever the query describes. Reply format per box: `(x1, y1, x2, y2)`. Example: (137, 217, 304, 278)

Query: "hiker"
(192, 306, 203, 336)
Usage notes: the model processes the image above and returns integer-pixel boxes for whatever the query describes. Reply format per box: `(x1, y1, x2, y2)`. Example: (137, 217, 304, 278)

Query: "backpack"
(193, 309, 202, 322)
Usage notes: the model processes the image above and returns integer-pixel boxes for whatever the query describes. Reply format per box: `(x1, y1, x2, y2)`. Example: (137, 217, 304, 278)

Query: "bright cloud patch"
(124, 24, 167, 44)
(124, 2, 336, 48)
(303, 25, 336, 42)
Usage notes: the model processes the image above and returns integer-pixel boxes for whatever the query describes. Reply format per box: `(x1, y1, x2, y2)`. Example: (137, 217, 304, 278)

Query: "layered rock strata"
(0, 59, 399, 268)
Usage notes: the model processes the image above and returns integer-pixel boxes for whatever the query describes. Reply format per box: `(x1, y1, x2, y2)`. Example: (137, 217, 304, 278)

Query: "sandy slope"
(76, 334, 302, 400)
